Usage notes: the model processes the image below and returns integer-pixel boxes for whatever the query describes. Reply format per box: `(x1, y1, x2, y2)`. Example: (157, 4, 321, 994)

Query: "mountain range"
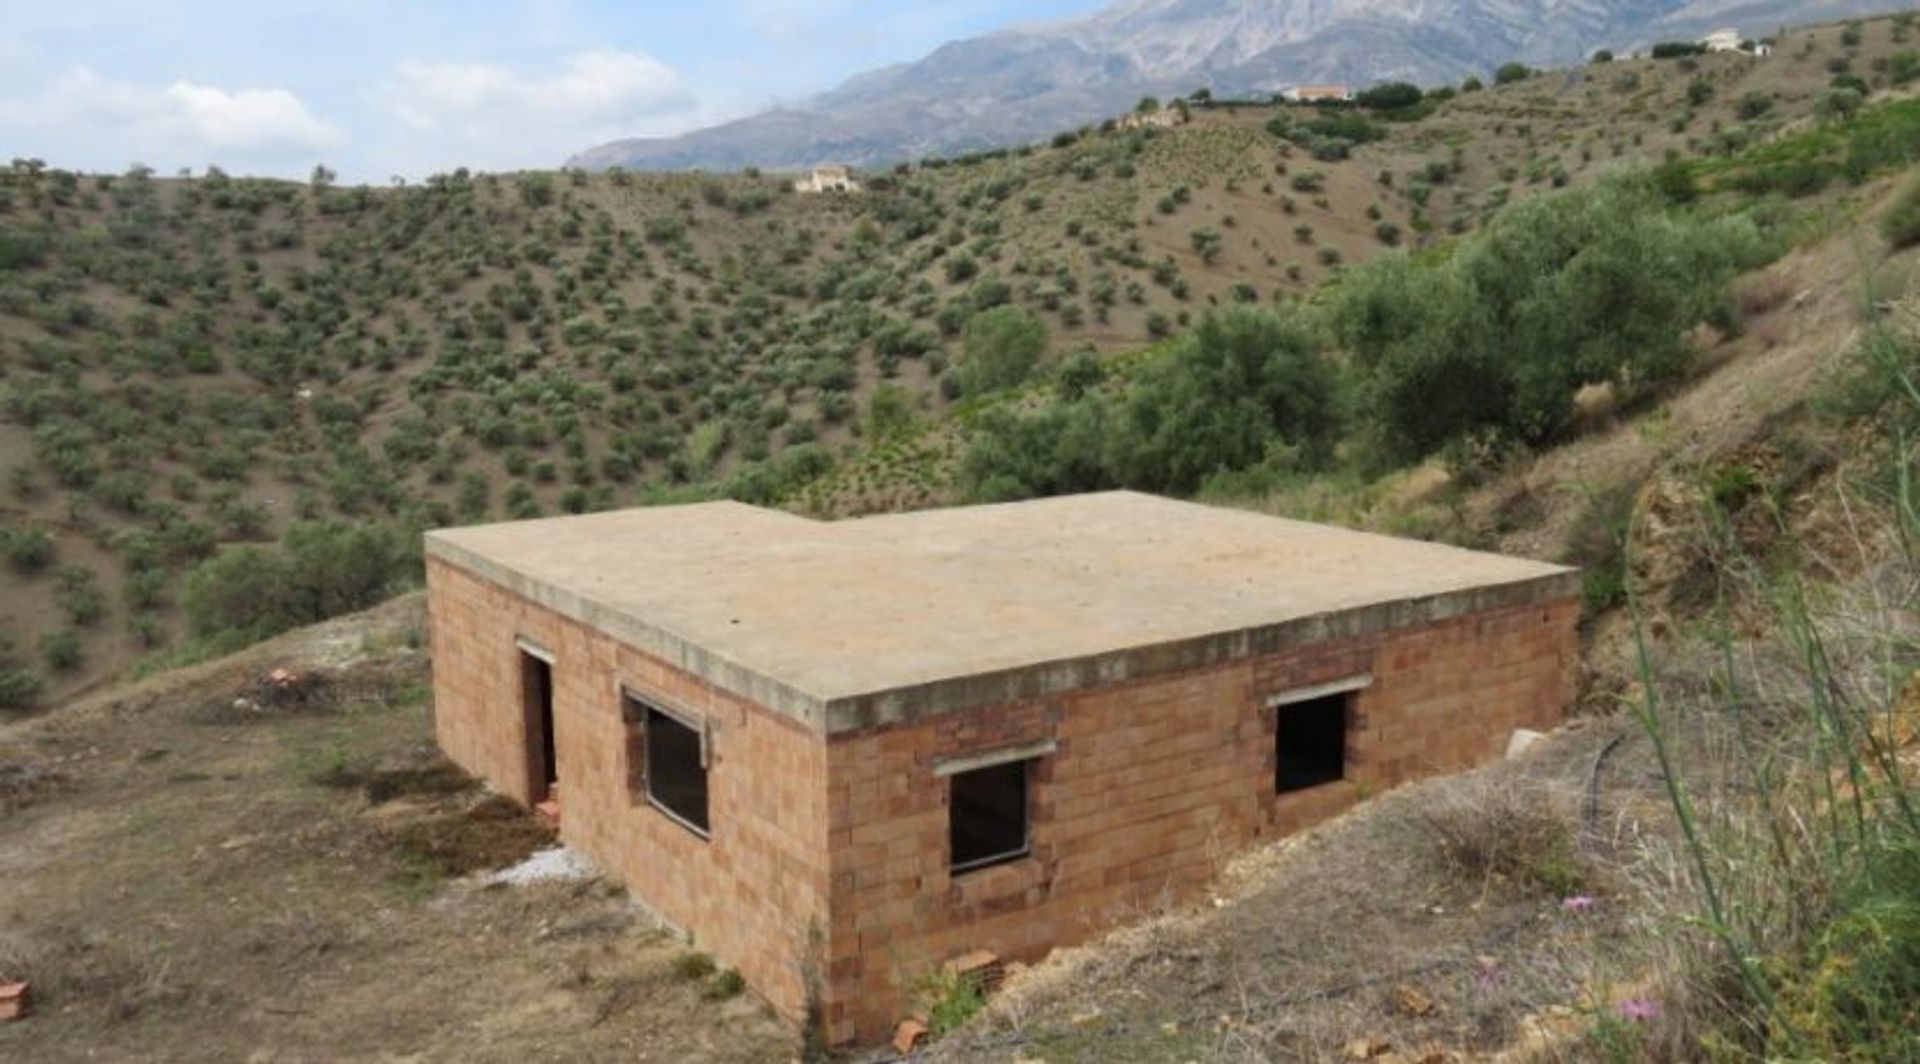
(568, 0, 1897, 173)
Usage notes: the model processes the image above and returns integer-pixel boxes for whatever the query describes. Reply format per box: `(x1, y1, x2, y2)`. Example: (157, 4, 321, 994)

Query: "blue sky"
(0, 1, 1106, 182)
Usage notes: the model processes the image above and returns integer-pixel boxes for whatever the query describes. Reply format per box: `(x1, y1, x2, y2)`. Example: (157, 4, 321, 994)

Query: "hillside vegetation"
(0, 14, 1915, 708)
(6, 11, 1920, 1063)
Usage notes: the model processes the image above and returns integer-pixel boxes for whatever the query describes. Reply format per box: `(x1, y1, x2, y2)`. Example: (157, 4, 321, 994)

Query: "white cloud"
(381, 48, 692, 135)
(0, 67, 342, 171)
(362, 48, 701, 174)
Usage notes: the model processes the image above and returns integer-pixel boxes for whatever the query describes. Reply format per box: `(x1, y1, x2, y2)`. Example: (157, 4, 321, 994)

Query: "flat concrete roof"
(426, 493, 1578, 734)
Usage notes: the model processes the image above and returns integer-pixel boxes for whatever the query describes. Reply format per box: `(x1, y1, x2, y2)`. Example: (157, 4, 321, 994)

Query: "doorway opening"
(520, 646, 557, 803)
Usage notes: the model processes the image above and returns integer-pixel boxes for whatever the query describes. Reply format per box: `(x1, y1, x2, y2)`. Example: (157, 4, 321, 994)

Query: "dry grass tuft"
(1418, 775, 1591, 899)
(0, 925, 200, 1022)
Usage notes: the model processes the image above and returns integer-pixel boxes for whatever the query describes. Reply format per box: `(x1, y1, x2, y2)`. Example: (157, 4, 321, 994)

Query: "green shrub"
(1189, 228, 1222, 264)
(0, 667, 40, 709)
(1772, 843, 1920, 1060)
(705, 968, 746, 1000)
(1881, 175, 1920, 249)
(39, 629, 82, 671)
(182, 521, 418, 642)
(863, 384, 918, 443)
(2, 525, 54, 573)
(0, 225, 50, 270)
(1738, 92, 1776, 120)
(915, 966, 988, 1038)
(1890, 50, 1920, 85)
(1495, 62, 1534, 85)
(0, 631, 43, 710)
(957, 307, 1047, 396)
(671, 951, 716, 981)
(1650, 41, 1707, 59)
(1333, 175, 1776, 466)
(1357, 81, 1422, 111)
(962, 308, 1339, 501)
(55, 566, 106, 627)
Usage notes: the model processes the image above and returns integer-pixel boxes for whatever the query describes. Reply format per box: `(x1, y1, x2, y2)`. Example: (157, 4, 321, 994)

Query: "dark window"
(1276, 693, 1347, 794)
(949, 759, 1030, 873)
(642, 702, 709, 836)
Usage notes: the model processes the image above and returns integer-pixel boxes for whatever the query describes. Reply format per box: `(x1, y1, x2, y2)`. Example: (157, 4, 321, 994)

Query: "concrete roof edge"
(426, 529, 1579, 739)
(816, 567, 1582, 735)
(424, 534, 834, 733)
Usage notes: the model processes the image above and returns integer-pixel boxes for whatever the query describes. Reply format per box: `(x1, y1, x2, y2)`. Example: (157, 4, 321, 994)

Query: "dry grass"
(921, 718, 1663, 1063)
(0, 600, 796, 1063)
(1418, 774, 1592, 901)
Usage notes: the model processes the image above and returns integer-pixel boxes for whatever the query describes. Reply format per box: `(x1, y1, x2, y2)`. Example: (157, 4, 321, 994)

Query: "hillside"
(916, 158, 1920, 1061)
(568, 0, 1894, 172)
(2, 141, 1916, 1064)
(0, 13, 1915, 709)
(6, 10, 1920, 1062)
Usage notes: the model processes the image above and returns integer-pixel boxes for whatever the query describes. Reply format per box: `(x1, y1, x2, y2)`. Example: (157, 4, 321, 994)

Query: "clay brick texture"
(427, 557, 831, 1022)
(428, 553, 1579, 1047)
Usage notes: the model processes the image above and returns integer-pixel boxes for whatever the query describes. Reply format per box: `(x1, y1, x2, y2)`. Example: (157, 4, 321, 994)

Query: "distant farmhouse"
(425, 492, 1580, 1045)
(1116, 107, 1187, 131)
(1285, 85, 1354, 103)
(794, 164, 859, 194)
(1703, 28, 1771, 56)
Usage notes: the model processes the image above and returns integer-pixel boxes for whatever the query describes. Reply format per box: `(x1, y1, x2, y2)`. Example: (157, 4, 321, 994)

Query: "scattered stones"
(1506, 728, 1546, 758)
(478, 846, 597, 887)
(1392, 984, 1437, 1018)
(1345, 1036, 1392, 1059)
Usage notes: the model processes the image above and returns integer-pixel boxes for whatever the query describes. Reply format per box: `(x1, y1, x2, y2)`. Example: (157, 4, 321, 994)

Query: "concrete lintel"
(934, 739, 1059, 778)
(1267, 674, 1373, 707)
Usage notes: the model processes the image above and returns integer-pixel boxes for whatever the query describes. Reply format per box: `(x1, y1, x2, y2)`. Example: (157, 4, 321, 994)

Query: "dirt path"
(0, 599, 798, 1063)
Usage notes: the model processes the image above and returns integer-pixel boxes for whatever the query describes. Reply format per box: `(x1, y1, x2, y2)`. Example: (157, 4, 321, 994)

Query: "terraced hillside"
(1, 13, 1916, 704)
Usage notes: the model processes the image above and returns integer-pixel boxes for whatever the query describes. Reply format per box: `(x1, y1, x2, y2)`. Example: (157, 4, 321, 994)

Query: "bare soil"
(0, 596, 798, 1063)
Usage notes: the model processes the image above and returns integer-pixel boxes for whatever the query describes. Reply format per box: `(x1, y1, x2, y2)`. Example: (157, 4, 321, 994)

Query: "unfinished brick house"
(424, 492, 1580, 1045)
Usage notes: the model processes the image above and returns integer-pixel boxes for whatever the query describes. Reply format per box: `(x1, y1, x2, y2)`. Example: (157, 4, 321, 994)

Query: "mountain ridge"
(568, 0, 1894, 172)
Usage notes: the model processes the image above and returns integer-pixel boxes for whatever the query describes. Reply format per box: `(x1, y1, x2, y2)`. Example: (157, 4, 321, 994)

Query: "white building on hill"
(1703, 28, 1742, 51)
(1702, 28, 1767, 56)
(1284, 85, 1354, 103)
(794, 165, 859, 194)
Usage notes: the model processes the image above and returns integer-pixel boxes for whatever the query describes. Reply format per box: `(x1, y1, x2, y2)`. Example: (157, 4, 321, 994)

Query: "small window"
(1276, 693, 1347, 794)
(949, 759, 1030, 873)
(637, 700, 709, 837)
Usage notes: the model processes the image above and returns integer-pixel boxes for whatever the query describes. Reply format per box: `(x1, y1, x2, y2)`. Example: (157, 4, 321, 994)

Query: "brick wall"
(430, 549, 1578, 1047)
(426, 558, 832, 1024)
(819, 596, 1580, 1044)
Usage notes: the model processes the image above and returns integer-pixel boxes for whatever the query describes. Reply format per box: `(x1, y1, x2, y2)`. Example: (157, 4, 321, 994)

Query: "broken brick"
(0, 982, 31, 1022)
(943, 949, 1005, 993)
(892, 1018, 927, 1055)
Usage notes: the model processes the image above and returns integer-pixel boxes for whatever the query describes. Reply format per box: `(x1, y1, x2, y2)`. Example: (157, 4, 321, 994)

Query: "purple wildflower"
(1617, 998, 1661, 1022)
(1561, 895, 1597, 913)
